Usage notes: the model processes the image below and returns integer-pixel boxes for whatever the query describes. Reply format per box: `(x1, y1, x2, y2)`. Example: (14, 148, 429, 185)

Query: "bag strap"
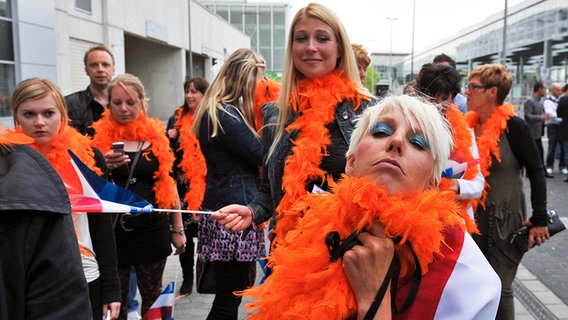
(362, 252, 396, 320)
(391, 244, 422, 314)
(124, 145, 144, 190)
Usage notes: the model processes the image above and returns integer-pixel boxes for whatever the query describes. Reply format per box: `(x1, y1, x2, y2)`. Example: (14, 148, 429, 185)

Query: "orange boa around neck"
(254, 78, 281, 132)
(465, 104, 516, 208)
(174, 108, 207, 210)
(91, 109, 177, 209)
(243, 175, 464, 319)
(274, 72, 367, 243)
(15, 124, 101, 176)
(439, 105, 479, 233)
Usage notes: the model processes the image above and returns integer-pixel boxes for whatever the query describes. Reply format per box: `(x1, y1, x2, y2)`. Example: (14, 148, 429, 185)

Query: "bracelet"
(170, 226, 185, 235)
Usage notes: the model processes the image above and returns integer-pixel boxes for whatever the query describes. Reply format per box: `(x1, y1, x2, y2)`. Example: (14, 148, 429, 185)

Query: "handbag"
(196, 253, 216, 294)
(509, 210, 566, 253)
(195, 253, 257, 294)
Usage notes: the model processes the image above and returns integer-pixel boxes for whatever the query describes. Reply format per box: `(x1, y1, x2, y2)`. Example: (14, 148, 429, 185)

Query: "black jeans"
(206, 260, 252, 320)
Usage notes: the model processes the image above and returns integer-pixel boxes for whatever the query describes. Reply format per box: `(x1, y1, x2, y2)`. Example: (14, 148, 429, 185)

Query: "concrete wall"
(15, 0, 58, 81)
(49, 0, 249, 120)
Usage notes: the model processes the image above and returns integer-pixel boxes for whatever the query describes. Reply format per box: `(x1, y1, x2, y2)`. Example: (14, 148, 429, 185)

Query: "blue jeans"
(128, 269, 138, 312)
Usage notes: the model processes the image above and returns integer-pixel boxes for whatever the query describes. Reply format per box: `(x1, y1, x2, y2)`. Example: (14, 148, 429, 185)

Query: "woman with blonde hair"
(10, 78, 121, 319)
(216, 2, 376, 247)
(91, 73, 185, 319)
(191, 48, 266, 319)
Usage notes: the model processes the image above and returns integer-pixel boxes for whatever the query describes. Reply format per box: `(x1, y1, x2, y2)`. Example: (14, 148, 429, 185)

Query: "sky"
(260, 0, 525, 54)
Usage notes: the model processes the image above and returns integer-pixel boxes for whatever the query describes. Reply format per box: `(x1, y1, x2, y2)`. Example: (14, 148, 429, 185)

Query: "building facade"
(395, 0, 568, 104)
(198, 0, 291, 79)
(1, 0, 251, 126)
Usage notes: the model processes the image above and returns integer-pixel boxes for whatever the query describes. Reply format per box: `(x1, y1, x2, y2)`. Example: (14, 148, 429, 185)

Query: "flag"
(61, 150, 154, 214)
(142, 282, 175, 320)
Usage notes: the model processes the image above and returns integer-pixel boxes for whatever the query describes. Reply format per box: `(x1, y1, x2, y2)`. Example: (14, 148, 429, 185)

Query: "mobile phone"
(112, 142, 125, 155)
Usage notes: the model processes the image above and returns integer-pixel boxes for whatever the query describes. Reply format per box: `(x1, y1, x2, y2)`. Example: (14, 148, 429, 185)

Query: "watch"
(170, 227, 185, 235)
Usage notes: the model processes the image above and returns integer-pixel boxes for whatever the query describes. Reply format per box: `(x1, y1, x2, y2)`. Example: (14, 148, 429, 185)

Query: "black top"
(110, 148, 171, 266)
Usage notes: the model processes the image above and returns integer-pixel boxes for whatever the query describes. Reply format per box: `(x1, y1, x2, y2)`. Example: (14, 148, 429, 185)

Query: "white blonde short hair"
(347, 95, 454, 186)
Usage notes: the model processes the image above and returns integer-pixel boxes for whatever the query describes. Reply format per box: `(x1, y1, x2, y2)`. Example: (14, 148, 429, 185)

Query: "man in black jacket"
(0, 140, 91, 319)
(66, 45, 115, 136)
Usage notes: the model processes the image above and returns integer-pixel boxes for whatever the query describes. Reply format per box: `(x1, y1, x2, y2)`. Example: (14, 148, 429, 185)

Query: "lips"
(375, 158, 405, 175)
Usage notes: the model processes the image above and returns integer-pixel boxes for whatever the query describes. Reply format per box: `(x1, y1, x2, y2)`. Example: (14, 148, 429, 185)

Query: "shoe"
(546, 168, 553, 175)
(562, 168, 568, 175)
(179, 279, 193, 295)
(127, 311, 142, 320)
(545, 171, 554, 178)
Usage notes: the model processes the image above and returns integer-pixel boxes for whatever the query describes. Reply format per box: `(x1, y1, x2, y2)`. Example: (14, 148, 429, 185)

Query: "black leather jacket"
(249, 98, 377, 226)
(65, 86, 105, 136)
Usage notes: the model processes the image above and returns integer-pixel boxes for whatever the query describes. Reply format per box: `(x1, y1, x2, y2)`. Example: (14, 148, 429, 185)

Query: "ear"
(345, 154, 356, 176)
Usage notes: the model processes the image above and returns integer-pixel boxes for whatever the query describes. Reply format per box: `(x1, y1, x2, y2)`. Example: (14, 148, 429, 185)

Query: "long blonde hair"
(269, 2, 367, 158)
(192, 48, 265, 138)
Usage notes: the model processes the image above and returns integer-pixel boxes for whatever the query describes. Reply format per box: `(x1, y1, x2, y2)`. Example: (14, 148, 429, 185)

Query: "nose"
(386, 132, 404, 154)
(34, 116, 46, 127)
(306, 38, 317, 52)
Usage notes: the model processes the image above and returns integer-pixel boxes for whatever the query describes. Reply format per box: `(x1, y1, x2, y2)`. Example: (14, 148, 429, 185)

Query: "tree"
(364, 66, 381, 93)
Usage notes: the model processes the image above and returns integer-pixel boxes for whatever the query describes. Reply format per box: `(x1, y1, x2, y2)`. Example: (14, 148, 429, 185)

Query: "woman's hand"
(104, 150, 130, 170)
(171, 232, 187, 255)
(102, 302, 121, 319)
(167, 128, 178, 139)
(343, 221, 394, 320)
(524, 219, 550, 249)
(212, 204, 253, 232)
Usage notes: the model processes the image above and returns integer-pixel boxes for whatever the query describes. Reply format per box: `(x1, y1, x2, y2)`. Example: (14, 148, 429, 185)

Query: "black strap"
(391, 244, 422, 314)
(112, 144, 144, 228)
(363, 252, 396, 320)
(124, 145, 144, 190)
(325, 231, 363, 262)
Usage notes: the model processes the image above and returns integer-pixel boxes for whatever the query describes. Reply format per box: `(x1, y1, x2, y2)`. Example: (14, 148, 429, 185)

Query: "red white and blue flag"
(142, 281, 175, 320)
(61, 151, 154, 214)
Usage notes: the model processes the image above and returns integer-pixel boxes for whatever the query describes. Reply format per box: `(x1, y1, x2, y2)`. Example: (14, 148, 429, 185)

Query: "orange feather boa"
(14, 124, 101, 176)
(465, 104, 516, 208)
(173, 108, 207, 210)
(254, 78, 281, 132)
(91, 109, 177, 209)
(274, 72, 368, 244)
(243, 175, 464, 319)
(439, 105, 478, 233)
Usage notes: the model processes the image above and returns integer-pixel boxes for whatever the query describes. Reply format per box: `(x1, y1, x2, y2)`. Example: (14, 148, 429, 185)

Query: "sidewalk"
(158, 249, 568, 320)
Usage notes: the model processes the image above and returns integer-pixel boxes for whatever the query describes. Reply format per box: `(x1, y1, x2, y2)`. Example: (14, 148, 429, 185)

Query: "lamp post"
(386, 17, 398, 89)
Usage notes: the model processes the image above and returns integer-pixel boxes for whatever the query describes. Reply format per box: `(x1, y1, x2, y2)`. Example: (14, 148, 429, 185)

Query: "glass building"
(198, 1, 291, 78)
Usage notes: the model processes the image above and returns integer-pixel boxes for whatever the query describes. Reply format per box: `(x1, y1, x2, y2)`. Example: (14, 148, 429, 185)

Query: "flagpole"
(152, 208, 219, 215)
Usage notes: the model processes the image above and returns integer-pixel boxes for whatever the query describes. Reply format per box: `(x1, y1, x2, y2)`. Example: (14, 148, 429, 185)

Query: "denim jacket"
(249, 98, 376, 226)
(197, 102, 265, 261)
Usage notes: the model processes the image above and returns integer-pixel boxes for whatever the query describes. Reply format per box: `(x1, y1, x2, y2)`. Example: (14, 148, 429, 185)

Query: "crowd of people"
(0, 2, 562, 320)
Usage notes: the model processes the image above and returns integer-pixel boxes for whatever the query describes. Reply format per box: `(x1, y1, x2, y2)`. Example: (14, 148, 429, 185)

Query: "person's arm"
(524, 98, 541, 122)
(506, 117, 549, 249)
(456, 131, 484, 200)
(26, 214, 92, 319)
(170, 190, 186, 255)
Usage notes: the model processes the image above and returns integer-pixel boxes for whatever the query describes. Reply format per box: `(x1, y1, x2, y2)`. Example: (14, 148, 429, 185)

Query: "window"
(0, 0, 11, 18)
(75, 0, 92, 13)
